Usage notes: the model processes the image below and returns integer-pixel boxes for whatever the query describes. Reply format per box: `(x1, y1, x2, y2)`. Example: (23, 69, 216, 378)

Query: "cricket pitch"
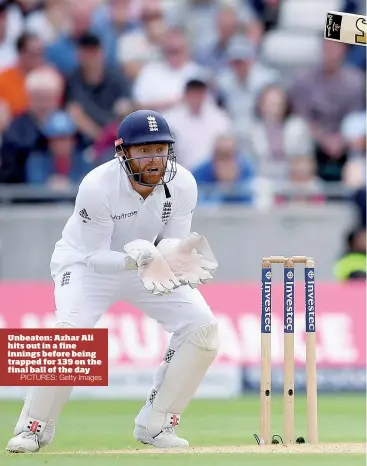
(33, 443, 365, 455)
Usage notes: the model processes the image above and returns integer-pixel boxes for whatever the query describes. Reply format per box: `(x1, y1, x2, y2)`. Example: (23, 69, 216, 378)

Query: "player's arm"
(75, 178, 181, 293)
(73, 178, 134, 273)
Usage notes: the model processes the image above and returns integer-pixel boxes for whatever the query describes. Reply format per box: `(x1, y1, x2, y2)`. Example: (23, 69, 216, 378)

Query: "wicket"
(260, 255, 318, 445)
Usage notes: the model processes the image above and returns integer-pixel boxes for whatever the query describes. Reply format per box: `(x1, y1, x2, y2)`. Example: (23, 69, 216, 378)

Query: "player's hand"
(157, 233, 218, 288)
(124, 240, 181, 294)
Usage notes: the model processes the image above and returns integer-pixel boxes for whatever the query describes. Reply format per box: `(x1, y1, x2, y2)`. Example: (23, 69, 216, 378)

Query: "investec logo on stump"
(261, 270, 272, 333)
(284, 270, 294, 333)
(284, 284, 294, 332)
(112, 211, 138, 221)
(306, 269, 316, 332)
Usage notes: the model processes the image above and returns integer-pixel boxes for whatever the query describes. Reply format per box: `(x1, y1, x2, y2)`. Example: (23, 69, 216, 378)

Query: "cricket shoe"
(134, 426, 189, 448)
(6, 432, 40, 453)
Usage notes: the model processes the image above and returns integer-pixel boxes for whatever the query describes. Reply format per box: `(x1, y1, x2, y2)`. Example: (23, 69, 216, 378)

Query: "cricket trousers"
(12, 262, 217, 444)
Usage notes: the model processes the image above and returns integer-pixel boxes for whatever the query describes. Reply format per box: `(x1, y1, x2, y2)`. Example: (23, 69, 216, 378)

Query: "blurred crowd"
(0, 0, 365, 222)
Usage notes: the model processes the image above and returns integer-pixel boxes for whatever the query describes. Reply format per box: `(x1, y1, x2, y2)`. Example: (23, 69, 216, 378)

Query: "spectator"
(0, 99, 9, 140)
(168, 0, 262, 52)
(91, 0, 140, 68)
(341, 112, 366, 189)
(27, 0, 70, 44)
(133, 27, 204, 112)
(0, 67, 64, 183)
(249, 84, 314, 180)
(2, 0, 73, 48)
(341, 111, 366, 228)
(193, 134, 255, 204)
(277, 156, 324, 204)
(2, 0, 42, 46)
(333, 226, 366, 281)
(0, 32, 45, 123)
(0, 1, 14, 134)
(216, 35, 280, 147)
(116, 0, 165, 82)
(26, 110, 92, 188)
(0, 1, 17, 71)
(290, 40, 365, 182)
(65, 33, 132, 147)
(195, 5, 243, 71)
(353, 187, 366, 227)
(164, 75, 232, 171)
(45, 3, 93, 77)
(168, 0, 222, 52)
(248, 0, 281, 32)
(10, 0, 42, 15)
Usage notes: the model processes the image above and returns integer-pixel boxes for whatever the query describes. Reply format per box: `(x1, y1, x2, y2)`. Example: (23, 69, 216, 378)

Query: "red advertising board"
(0, 281, 365, 369)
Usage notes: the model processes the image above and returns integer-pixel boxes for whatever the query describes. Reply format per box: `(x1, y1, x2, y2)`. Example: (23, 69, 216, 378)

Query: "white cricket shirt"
(50, 159, 198, 276)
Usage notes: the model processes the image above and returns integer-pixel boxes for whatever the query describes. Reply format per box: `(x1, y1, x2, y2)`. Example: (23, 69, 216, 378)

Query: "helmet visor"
(116, 144, 177, 187)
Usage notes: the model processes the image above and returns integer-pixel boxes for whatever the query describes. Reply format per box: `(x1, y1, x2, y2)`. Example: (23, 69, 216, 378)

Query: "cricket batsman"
(6, 110, 219, 453)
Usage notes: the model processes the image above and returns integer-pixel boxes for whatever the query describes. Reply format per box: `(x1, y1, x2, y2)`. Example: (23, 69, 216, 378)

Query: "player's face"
(128, 143, 169, 185)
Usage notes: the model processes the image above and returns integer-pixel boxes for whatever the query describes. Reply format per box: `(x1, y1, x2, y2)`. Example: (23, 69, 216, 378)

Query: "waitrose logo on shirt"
(112, 211, 138, 220)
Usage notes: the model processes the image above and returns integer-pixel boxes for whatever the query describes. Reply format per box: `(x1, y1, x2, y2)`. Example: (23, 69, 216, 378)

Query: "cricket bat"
(324, 11, 366, 46)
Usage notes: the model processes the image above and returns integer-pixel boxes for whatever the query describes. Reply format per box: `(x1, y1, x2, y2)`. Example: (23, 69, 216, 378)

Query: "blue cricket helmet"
(115, 110, 175, 147)
(114, 110, 177, 187)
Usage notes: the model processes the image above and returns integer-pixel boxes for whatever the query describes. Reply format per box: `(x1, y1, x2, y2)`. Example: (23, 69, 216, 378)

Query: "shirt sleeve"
(160, 172, 198, 239)
(72, 178, 129, 273)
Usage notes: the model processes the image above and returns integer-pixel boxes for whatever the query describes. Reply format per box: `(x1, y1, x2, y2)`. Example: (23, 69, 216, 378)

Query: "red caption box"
(0, 329, 108, 386)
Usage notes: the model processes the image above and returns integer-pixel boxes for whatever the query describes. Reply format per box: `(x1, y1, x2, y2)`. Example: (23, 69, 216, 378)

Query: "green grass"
(0, 395, 365, 465)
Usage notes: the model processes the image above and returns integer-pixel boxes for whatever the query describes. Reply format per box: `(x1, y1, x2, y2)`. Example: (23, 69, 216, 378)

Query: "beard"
(130, 159, 166, 185)
(140, 168, 164, 185)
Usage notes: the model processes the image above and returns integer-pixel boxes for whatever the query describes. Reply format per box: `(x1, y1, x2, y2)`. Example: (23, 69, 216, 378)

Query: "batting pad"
(146, 321, 219, 437)
(14, 323, 75, 447)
